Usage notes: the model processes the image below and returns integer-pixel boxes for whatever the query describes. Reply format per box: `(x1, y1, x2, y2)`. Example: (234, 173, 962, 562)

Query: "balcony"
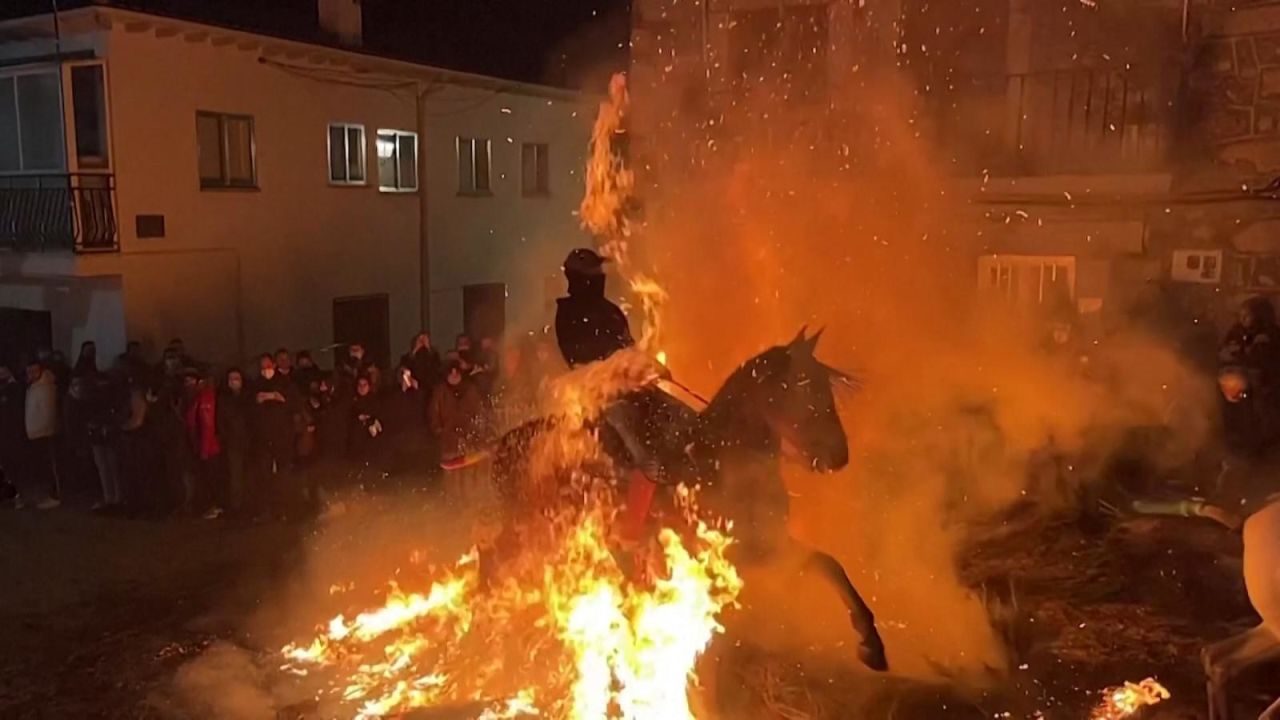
(931, 66, 1178, 177)
(0, 174, 118, 253)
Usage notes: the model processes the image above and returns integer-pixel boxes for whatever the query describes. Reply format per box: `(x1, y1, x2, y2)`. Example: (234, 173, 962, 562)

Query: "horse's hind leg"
(805, 550, 888, 672)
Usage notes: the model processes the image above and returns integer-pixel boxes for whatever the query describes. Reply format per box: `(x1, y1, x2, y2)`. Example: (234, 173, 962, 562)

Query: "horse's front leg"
(805, 550, 889, 672)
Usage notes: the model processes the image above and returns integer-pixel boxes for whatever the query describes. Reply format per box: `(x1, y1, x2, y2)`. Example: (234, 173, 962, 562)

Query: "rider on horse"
(555, 247, 670, 540)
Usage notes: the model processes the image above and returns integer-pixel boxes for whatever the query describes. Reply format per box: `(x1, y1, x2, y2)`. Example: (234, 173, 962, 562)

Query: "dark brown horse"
(493, 329, 888, 672)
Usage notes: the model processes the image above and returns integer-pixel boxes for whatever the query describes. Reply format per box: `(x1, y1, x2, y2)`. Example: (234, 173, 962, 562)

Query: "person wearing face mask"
(251, 353, 300, 518)
(342, 343, 381, 390)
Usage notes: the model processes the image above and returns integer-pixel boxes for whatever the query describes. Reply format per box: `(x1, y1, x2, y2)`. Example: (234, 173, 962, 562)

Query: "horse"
(1203, 495, 1280, 720)
(492, 328, 889, 673)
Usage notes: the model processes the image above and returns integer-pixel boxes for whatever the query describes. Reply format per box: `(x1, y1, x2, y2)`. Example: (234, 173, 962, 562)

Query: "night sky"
(5, 0, 632, 88)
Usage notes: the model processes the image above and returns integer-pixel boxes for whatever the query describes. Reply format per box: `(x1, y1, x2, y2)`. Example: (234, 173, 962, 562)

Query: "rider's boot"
(622, 469, 659, 544)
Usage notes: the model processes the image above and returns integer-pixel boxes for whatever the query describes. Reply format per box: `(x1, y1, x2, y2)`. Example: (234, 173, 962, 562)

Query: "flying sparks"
(1089, 677, 1170, 720)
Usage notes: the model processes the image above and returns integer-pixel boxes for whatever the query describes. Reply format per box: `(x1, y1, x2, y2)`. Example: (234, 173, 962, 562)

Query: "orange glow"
(1089, 678, 1170, 720)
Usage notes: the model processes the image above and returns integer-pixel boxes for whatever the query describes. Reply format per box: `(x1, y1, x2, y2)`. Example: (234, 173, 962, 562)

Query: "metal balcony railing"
(932, 66, 1178, 176)
(0, 173, 118, 253)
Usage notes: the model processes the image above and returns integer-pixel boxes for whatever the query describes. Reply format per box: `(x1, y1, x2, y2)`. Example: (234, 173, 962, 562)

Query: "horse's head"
(714, 327, 853, 472)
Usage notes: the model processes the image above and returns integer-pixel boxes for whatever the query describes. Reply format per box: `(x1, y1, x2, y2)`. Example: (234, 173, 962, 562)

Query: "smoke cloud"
(625, 66, 1215, 684)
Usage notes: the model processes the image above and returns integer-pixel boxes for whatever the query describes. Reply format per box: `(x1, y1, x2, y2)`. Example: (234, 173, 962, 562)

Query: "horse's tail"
(492, 416, 557, 506)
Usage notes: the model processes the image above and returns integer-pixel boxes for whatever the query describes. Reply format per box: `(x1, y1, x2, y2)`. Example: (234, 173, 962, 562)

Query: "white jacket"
(25, 372, 58, 440)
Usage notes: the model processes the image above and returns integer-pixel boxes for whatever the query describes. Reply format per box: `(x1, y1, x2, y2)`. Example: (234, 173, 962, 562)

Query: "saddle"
(595, 386, 701, 486)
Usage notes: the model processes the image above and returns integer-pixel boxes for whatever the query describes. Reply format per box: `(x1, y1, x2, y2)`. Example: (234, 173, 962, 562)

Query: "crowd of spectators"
(0, 331, 561, 520)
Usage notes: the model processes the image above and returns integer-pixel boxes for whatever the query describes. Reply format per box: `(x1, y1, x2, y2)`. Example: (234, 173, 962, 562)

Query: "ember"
(1089, 677, 1170, 720)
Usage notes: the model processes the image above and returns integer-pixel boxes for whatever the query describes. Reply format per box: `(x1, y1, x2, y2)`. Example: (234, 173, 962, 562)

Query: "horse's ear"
(790, 326, 809, 348)
(803, 327, 825, 354)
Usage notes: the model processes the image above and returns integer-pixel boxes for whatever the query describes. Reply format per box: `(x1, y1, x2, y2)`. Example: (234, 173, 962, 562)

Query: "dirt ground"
(0, 492, 1274, 720)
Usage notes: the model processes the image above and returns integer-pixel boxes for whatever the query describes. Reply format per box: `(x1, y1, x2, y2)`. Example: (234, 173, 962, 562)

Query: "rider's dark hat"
(563, 247, 610, 276)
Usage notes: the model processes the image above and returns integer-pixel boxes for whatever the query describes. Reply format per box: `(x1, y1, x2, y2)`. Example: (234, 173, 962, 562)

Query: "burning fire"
(281, 486, 741, 719)
(1089, 677, 1170, 720)
(580, 73, 668, 354)
(279, 74, 740, 720)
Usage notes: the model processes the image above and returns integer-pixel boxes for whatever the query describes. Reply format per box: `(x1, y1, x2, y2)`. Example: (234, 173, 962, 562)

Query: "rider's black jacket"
(555, 272, 634, 368)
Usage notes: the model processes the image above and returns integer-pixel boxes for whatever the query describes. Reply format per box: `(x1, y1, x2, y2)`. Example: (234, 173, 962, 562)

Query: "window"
(328, 123, 366, 184)
(977, 255, 1076, 310)
(521, 142, 550, 197)
(70, 64, 109, 169)
(457, 136, 491, 195)
(0, 69, 66, 173)
(196, 111, 256, 188)
(376, 129, 418, 191)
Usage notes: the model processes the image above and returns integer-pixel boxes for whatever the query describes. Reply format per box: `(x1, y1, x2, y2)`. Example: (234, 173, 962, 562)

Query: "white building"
(0, 1, 594, 369)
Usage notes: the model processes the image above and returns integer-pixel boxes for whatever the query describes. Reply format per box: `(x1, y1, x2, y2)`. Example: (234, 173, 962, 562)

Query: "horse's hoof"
(858, 634, 889, 673)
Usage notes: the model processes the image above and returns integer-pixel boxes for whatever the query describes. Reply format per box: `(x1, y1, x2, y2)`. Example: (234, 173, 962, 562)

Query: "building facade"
(629, 0, 1280, 337)
(0, 3, 593, 368)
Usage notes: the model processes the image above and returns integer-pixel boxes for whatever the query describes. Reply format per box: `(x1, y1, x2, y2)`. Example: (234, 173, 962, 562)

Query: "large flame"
(580, 73, 668, 355)
(281, 494, 740, 719)
(281, 349, 740, 719)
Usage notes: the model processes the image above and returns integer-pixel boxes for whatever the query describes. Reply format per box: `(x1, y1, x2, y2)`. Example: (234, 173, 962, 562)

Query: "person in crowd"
(157, 347, 185, 400)
(73, 341, 101, 379)
(81, 373, 124, 511)
(315, 375, 350, 468)
(217, 368, 252, 517)
(292, 377, 321, 513)
(429, 361, 487, 502)
(455, 334, 475, 363)
(1218, 298, 1280, 457)
(349, 375, 386, 465)
(61, 376, 95, 497)
(147, 375, 192, 515)
(21, 360, 61, 509)
(118, 372, 151, 512)
(167, 338, 197, 369)
(1219, 367, 1272, 459)
(472, 336, 499, 399)
(403, 333, 442, 389)
(387, 359, 430, 472)
(294, 350, 322, 391)
(184, 370, 223, 519)
(115, 341, 149, 382)
(0, 366, 26, 499)
(252, 353, 300, 517)
(275, 348, 294, 383)
(46, 350, 71, 396)
(1220, 296, 1280, 385)
(341, 343, 381, 389)
(392, 360, 425, 425)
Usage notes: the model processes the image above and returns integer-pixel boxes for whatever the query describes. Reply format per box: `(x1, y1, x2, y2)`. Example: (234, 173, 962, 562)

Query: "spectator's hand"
(255, 391, 273, 404)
